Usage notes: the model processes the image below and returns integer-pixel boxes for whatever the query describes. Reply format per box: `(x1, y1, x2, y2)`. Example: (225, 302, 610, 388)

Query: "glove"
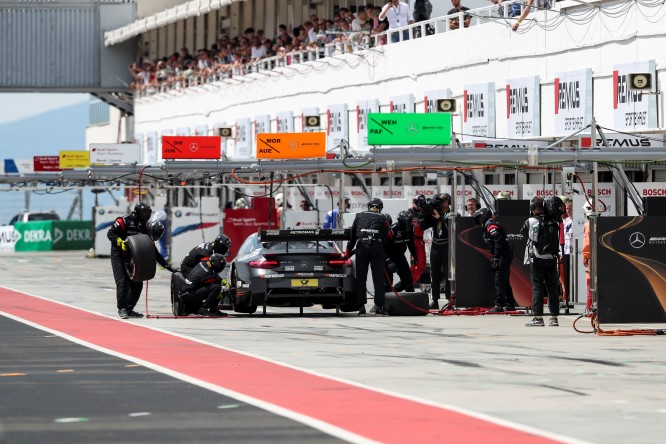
(411, 257, 418, 266)
(220, 278, 231, 287)
(491, 258, 500, 271)
(344, 249, 355, 260)
(116, 237, 128, 251)
(385, 258, 397, 273)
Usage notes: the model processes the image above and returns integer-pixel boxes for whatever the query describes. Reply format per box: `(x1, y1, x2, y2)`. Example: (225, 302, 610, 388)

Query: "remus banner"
(598, 217, 666, 323)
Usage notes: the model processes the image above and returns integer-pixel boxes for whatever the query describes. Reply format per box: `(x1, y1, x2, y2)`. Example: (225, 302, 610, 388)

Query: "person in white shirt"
(379, 0, 414, 43)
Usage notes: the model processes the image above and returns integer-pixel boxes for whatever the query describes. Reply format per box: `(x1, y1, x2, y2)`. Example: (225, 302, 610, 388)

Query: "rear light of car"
(328, 259, 352, 268)
(249, 259, 279, 269)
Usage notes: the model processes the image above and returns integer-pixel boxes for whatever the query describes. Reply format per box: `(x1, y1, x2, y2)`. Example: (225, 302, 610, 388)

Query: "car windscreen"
(261, 241, 340, 252)
(28, 213, 60, 222)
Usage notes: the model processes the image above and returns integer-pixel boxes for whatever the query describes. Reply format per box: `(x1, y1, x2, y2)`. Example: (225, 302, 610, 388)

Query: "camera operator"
(418, 193, 454, 309)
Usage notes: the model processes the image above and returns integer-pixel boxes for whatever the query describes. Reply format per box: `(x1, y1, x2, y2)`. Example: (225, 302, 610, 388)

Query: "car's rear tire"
(124, 234, 156, 282)
(230, 267, 257, 314)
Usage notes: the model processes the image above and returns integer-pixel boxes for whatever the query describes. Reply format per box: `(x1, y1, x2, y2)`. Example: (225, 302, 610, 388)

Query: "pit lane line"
(0, 286, 588, 444)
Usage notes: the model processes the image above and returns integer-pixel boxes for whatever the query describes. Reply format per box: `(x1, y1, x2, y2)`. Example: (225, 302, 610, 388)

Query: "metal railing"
(133, 0, 528, 97)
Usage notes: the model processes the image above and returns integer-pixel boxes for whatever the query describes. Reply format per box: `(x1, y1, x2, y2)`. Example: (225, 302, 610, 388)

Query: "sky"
(0, 93, 120, 225)
(0, 93, 89, 126)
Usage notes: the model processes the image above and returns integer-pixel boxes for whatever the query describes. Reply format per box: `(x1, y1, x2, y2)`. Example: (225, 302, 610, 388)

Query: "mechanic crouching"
(107, 202, 175, 319)
(345, 198, 391, 316)
(385, 210, 418, 292)
(177, 253, 228, 317)
(180, 234, 232, 278)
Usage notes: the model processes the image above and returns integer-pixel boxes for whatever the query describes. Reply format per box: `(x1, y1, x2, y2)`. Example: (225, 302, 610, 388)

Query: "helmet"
(474, 208, 493, 227)
(147, 221, 165, 241)
(582, 199, 594, 218)
(212, 234, 231, 255)
(367, 198, 383, 212)
(134, 202, 152, 224)
(397, 210, 413, 229)
(544, 196, 564, 222)
(274, 193, 284, 207)
(208, 253, 226, 273)
(413, 194, 427, 209)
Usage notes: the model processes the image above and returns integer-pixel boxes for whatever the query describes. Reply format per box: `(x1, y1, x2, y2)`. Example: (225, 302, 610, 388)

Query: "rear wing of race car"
(259, 228, 351, 242)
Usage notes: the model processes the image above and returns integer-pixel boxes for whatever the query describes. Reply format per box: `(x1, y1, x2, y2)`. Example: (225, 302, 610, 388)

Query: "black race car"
(229, 229, 357, 315)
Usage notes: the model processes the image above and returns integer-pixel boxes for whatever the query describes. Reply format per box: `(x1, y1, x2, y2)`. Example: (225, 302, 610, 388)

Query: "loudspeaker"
(436, 98, 456, 113)
(384, 291, 429, 316)
(628, 73, 652, 91)
(218, 127, 233, 137)
(304, 115, 321, 127)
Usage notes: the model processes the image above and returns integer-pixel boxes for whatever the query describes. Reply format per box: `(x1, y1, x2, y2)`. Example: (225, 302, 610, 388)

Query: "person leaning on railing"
(512, 0, 552, 31)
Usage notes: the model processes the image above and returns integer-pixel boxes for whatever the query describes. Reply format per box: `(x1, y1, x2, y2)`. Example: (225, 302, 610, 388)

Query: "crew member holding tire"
(385, 211, 418, 292)
(475, 208, 516, 312)
(177, 253, 228, 317)
(180, 234, 232, 278)
(107, 202, 174, 319)
(345, 198, 390, 316)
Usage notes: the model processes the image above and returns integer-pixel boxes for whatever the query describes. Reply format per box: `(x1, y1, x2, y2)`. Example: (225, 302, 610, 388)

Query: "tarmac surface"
(1, 251, 666, 443)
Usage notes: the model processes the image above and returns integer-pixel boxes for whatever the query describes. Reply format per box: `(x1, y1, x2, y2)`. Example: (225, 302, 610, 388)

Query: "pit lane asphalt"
(2, 251, 666, 444)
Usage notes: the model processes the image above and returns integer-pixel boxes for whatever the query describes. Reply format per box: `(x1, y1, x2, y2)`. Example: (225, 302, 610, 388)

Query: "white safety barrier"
(93, 205, 130, 256)
(170, 197, 221, 263)
(0, 226, 16, 253)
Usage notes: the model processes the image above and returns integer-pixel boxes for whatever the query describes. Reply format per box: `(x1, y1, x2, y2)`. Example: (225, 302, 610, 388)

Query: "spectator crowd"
(129, 0, 543, 93)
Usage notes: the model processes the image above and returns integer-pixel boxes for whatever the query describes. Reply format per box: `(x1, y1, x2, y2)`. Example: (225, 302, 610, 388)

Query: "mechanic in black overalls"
(107, 202, 173, 319)
(177, 253, 227, 317)
(419, 193, 452, 309)
(385, 210, 418, 292)
(346, 198, 390, 316)
(180, 234, 232, 278)
(475, 208, 517, 312)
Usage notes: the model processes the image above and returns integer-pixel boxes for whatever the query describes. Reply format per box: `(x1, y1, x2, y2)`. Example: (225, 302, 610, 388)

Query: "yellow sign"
(256, 132, 326, 159)
(59, 151, 90, 169)
(291, 279, 319, 287)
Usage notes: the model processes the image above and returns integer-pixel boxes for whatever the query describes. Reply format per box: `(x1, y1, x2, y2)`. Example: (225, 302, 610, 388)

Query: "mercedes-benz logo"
(629, 232, 646, 249)
(189, 142, 199, 152)
(406, 123, 419, 135)
(289, 140, 298, 151)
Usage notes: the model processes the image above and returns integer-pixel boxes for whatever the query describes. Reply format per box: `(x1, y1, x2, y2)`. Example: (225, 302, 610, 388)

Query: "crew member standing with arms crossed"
(419, 193, 454, 309)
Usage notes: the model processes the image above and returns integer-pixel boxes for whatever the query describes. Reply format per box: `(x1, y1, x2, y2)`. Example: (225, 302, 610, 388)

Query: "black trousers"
(430, 243, 450, 300)
(111, 249, 143, 311)
(388, 253, 414, 292)
(493, 255, 516, 307)
(530, 257, 560, 316)
(355, 240, 385, 307)
(181, 283, 221, 314)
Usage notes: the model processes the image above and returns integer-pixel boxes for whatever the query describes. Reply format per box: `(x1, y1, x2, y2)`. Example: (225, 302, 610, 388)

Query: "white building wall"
(130, 1, 666, 158)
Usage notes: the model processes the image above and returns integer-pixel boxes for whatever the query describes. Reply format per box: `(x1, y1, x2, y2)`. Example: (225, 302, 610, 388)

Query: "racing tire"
(124, 234, 157, 282)
(384, 291, 429, 316)
(230, 267, 257, 314)
(170, 272, 185, 316)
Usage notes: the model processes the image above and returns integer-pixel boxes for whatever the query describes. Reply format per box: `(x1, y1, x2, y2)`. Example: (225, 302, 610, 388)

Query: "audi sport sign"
(161, 136, 221, 160)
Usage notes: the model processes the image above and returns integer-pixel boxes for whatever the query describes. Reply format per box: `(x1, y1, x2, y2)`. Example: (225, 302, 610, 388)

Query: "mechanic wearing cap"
(176, 253, 228, 317)
(419, 193, 453, 309)
(107, 202, 174, 319)
(384, 210, 418, 292)
(407, 195, 428, 286)
(345, 198, 391, 316)
(180, 234, 232, 278)
(475, 208, 516, 312)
